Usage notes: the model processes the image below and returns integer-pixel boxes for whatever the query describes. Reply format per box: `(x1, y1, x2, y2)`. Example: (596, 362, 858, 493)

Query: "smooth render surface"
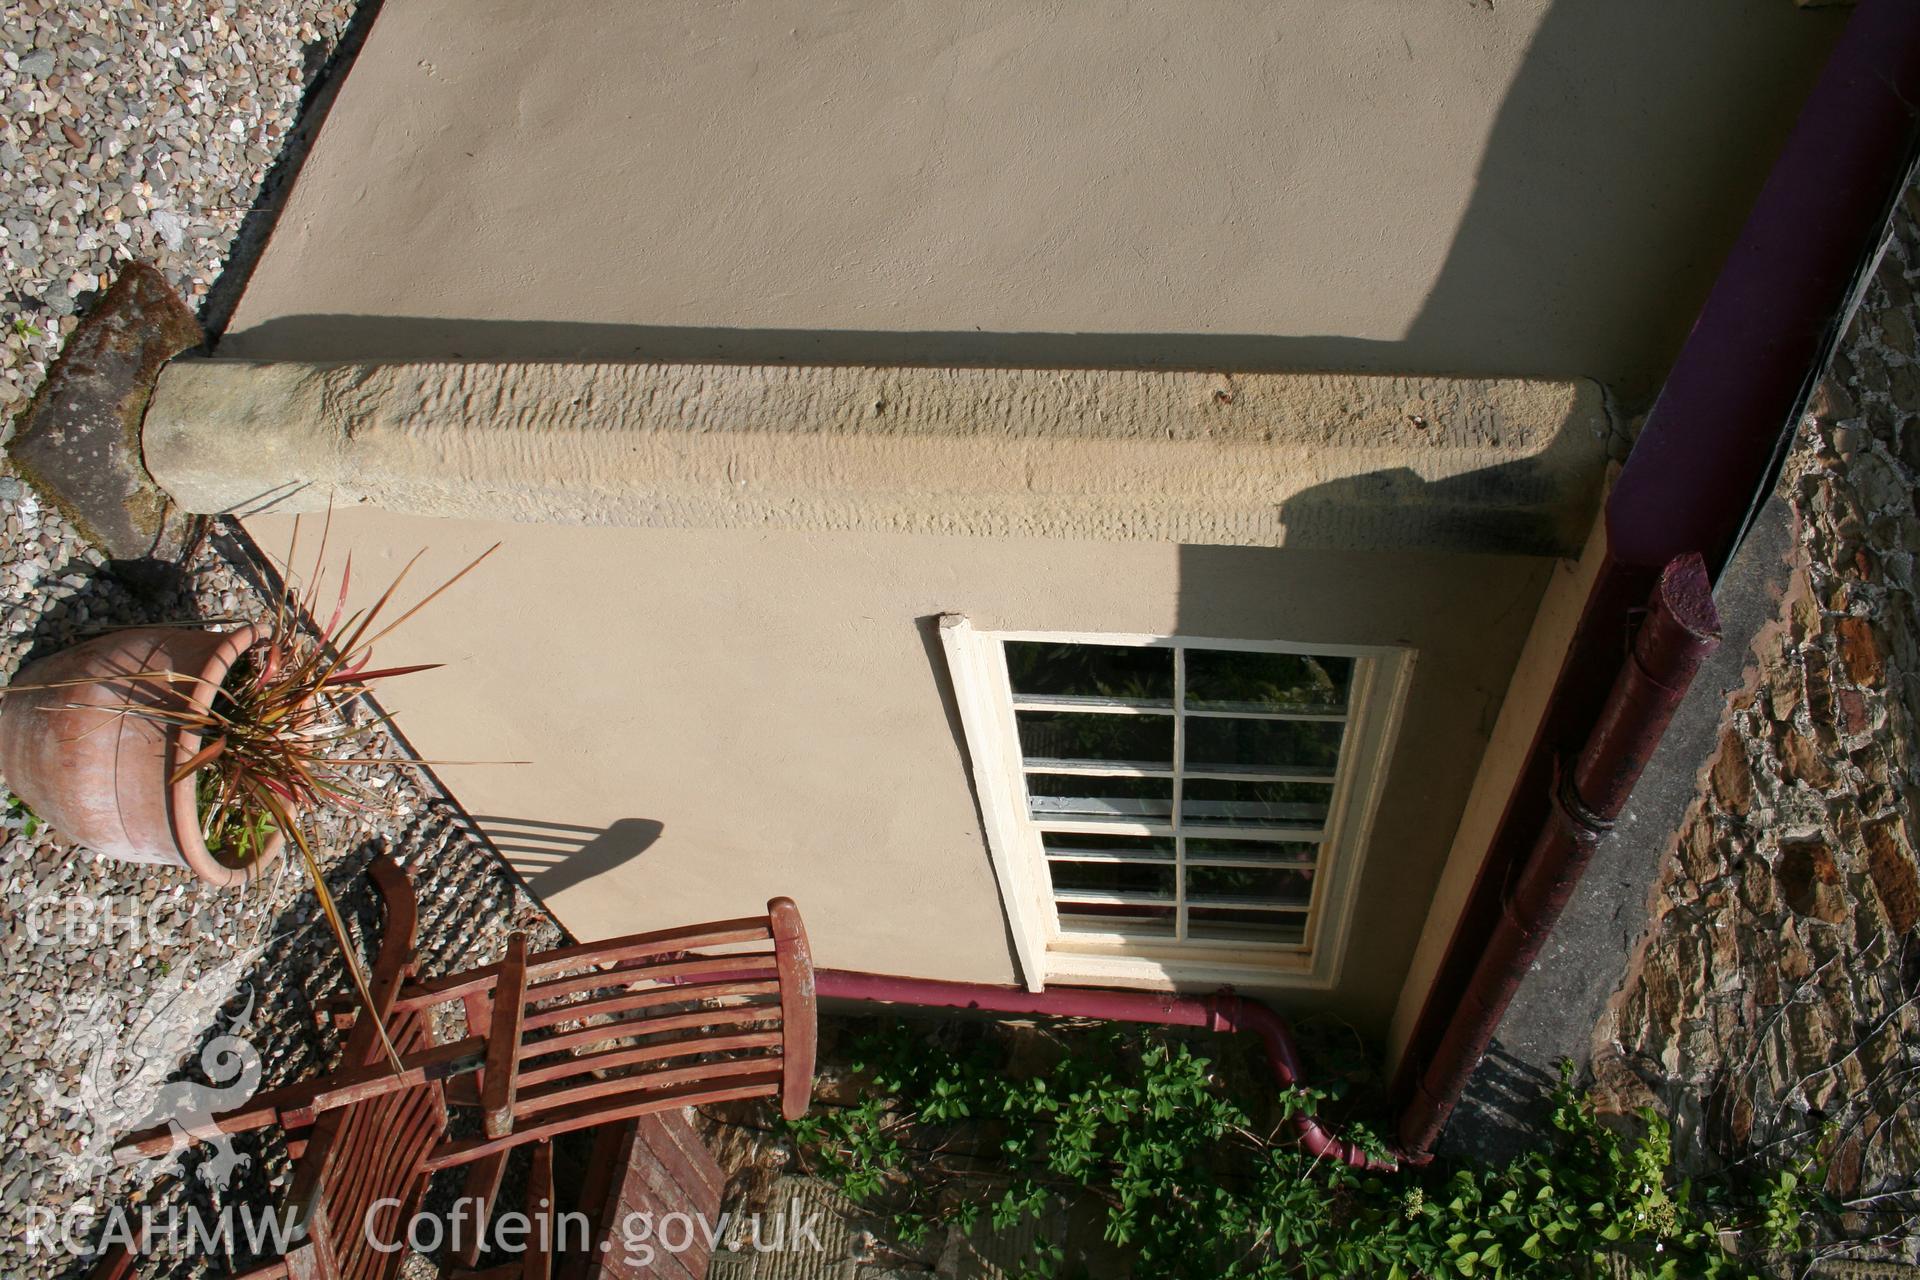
(246, 512, 1547, 1031)
(220, 0, 1840, 406)
(215, 0, 1838, 1032)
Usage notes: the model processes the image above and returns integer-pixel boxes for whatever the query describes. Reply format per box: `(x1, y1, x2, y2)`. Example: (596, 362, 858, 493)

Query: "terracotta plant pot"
(0, 624, 283, 886)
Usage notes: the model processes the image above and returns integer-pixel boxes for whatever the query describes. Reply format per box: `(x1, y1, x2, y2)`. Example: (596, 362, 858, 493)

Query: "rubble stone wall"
(1595, 183, 1920, 1240)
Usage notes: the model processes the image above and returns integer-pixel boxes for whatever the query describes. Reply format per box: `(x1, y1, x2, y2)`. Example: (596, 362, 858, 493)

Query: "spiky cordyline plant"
(10, 515, 503, 1071)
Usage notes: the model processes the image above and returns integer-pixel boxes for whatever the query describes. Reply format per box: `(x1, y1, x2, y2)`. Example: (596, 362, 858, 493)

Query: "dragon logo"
(36, 949, 266, 1194)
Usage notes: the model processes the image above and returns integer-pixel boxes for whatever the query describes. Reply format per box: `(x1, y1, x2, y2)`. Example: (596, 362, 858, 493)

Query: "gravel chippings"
(0, 1, 567, 1272)
(0, 0, 361, 413)
(0, 491, 564, 1280)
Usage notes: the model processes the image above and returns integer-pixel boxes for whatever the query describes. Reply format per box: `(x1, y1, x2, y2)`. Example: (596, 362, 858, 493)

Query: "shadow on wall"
(1267, 458, 1602, 558)
(1375, 0, 1843, 410)
(1169, 453, 1569, 1042)
(465, 815, 664, 899)
(218, 1, 1840, 410)
(1145, 0, 1838, 1053)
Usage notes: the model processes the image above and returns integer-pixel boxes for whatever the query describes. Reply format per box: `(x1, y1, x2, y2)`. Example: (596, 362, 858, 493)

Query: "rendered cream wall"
(246, 513, 1547, 1034)
(217, 0, 1836, 1033)
(220, 0, 1838, 406)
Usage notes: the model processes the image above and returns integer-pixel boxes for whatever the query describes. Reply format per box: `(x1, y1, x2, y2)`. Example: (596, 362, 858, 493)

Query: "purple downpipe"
(1608, 0, 1920, 573)
(1390, 0, 1920, 1156)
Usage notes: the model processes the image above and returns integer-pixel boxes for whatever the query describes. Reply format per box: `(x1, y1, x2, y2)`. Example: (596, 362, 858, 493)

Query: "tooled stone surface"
(1595, 182, 1920, 1263)
(9, 264, 202, 558)
(141, 361, 1612, 554)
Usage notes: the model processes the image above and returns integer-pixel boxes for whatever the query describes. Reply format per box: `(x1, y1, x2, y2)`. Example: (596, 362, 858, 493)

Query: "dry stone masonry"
(1595, 181, 1920, 1265)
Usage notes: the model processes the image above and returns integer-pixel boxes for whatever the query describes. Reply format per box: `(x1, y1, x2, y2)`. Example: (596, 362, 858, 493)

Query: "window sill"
(1042, 948, 1334, 993)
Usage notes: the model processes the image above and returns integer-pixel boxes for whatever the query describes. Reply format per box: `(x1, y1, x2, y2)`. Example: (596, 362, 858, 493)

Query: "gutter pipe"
(1390, 0, 1920, 1157)
(814, 968, 1397, 1172)
(1396, 557, 1719, 1154)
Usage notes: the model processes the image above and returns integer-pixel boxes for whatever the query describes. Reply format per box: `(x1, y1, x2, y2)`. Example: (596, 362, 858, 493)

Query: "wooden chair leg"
(458, 990, 494, 1104)
(456, 1144, 554, 1279)
(482, 936, 529, 1140)
(552, 1124, 625, 1280)
(453, 1150, 511, 1269)
(524, 1141, 555, 1280)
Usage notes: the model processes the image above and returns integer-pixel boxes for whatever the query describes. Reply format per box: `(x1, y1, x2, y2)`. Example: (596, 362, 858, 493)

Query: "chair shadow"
(463, 815, 664, 899)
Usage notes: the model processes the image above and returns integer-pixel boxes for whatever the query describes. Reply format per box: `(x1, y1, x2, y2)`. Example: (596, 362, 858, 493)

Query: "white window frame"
(939, 615, 1414, 992)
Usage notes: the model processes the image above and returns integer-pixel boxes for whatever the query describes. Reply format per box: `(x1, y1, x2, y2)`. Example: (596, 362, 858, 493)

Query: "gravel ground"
(0, 1, 548, 1273)
(0, 487, 565, 1278)
(1, 0, 361, 413)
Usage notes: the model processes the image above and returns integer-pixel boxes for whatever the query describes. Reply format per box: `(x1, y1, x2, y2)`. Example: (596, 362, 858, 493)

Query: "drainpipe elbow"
(1209, 991, 1401, 1173)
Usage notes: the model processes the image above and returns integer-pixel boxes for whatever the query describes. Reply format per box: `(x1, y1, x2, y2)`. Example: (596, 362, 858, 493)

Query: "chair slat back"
(434, 897, 815, 1169)
(282, 1007, 446, 1280)
(277, 862, 449, 1280)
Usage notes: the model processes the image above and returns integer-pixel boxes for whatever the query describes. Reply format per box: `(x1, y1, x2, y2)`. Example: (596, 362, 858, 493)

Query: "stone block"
(6, 262, 202, 558)
(1709, 727, 1754, 812)
(740, 1178, 858, 1280)
(1739, 855, 1779, 918)
(1889, 360, 1920, 416)
(1588, 1047, 1657, 1116)
(1902, 419, 1920, 472)
(1777, 839, 1848, 925)
(1788, 998, 1843, 1081)
(1862, 817, 1920, 933)
(141, 360, 1613, 554)
(1810, 378, 1861, 422)
(1779, 916, 1813, 981)
(1837, 688, 1875, 737)
(1810, 1262, 1920, 1279)
(1778, 719, 1838, 790)
(936, 1197, 1076, 1280)
(1805, 648, 1838, 739)
(1769, 669, 1803, 724)
(1850, 743, 1893, 806)
(1709, 918, 1743, 986)
(1679, 819, 1724, 884)
(1834, 615, 1887, 688)
(1877, 306, 1916, 358)
(707, 1252, 757, 1280)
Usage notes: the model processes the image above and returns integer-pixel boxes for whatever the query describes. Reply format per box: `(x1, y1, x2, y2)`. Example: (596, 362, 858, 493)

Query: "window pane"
(1058, 905, 1176, 937)
(1184, 651, 1351, 712)
(1005, 642, 1174, 703)
(1181, 780, 1331, 828)
(1028, 774, 1174, 820)
(1050, 860, 1176, 900)
(1184, 718, 1344, 771)
(1185, 838, 1317, 866)
(1041, 832, 1176, 861)
(1186, 908, 1306, 946)
(1186, 865, 1314, 907)
(1018, 711, 1173, 764)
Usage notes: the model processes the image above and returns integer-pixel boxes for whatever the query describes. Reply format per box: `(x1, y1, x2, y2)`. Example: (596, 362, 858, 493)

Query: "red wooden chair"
(444, 1113, 723, 1280)
(92, 856, 444, 1280)
(109, 874, 817, 1278)
(440, 1140, 558, 1280)
(563, 1113, 725, 1280)
(415, 896, 813, 1268)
